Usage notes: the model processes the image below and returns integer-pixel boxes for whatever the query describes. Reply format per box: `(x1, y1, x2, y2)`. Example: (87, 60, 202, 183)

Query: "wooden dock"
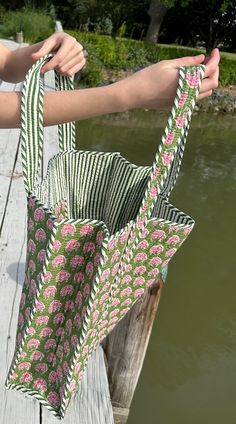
(0, 37, 163, 424)
(0, 37, 114, 424)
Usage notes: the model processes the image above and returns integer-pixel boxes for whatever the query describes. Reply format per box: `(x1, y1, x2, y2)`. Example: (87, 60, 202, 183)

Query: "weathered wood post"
(102, 276, 163, 424)
(15, 31, 23, 43)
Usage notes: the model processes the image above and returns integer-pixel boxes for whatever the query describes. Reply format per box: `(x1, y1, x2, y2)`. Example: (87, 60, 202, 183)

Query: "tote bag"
(5, 54, 205, 420)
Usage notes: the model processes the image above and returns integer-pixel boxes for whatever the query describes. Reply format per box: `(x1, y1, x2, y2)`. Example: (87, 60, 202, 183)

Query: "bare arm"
(0, 41, 48, 83)
(0, 82, 126, 128)
(0, 49, 220, 129)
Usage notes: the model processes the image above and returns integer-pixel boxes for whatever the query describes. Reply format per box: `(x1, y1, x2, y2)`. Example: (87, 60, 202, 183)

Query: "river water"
(76, 110, 236, 424)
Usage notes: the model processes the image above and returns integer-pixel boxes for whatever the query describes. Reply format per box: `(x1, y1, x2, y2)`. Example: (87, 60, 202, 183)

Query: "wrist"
(111, 78, 134, 113)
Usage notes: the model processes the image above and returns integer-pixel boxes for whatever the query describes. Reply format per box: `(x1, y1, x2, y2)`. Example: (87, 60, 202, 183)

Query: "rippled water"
(76, 111, 236, 424)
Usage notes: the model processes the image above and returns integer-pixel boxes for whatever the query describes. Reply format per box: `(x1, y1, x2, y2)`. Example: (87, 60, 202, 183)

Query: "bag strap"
(109, 66, 205, 301)
(21, 54, 75, 193)
(137, 64, 205, 223)
(55, 70, 76, 152)
(114, 64, 205, 276)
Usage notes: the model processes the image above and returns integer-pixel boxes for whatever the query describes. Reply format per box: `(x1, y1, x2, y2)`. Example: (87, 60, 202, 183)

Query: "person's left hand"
(118, 48, 220, 111)
(31, 32, 86, 76)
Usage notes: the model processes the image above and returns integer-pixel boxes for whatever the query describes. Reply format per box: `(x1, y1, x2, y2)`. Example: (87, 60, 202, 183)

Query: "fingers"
(31, 32, 86, 76)
(40, 37, 79, 74)
(199, 48, 220, 96)
(198, 89, 213, 101)
(55, 44, 82, 69)
(172, 54, 205, 68)
(200, 65, 219, 92)
(173, 48, 220, 99)
(57, 56, 86, 76)
(31, 36, 57, 61)
(62, 60, 87, 78)
(203, 48, 220, 78)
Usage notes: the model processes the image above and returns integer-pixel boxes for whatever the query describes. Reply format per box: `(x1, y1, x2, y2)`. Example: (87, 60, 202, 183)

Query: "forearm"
(0, 80, 128, 129)
(0, 50, 220, 128)
(1, 41, 45, 83)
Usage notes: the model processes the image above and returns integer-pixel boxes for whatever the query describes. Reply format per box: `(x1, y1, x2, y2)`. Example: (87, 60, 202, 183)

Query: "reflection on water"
(76, 111, 236, 424)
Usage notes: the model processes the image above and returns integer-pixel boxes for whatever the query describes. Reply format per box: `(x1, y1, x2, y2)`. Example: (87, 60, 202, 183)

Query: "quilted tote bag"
(5, 54, 205, 419)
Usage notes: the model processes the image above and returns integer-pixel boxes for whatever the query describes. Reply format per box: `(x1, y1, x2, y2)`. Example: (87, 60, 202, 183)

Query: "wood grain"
(0, 38, 113, 424)
(102, 279, 163, 424)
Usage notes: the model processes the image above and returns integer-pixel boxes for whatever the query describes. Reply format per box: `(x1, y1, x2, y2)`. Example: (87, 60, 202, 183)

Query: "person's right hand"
(31, 32, 86, 76)
(120, 48, 220, 111)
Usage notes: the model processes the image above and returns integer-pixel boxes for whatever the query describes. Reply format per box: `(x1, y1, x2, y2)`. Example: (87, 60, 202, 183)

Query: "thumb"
(31, 38, 55, 60)
(173, 54, 205, 68)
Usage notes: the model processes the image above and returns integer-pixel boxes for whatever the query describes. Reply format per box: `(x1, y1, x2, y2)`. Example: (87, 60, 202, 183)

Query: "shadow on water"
(76, 110, 236, 424)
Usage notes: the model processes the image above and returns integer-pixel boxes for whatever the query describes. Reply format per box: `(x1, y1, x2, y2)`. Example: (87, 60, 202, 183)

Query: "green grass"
(220, 51, 236, 61)
(158, 43, 236, 61)
(0, 8, 54, 43)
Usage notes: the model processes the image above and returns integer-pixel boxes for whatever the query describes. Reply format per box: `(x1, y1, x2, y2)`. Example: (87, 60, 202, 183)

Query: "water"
(76, 110, 236, 424)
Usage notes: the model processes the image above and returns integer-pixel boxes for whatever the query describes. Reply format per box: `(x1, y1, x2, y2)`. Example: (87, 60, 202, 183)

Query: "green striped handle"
(21, 54, 75, 193)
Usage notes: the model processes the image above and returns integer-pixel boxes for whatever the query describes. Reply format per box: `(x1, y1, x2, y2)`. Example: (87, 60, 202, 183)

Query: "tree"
(188, 0, 236, 52)
(54, 0, 145, 36)
(162, 0, 236, 51)
(145, 0, 174, 42)
(92, 0, 148, 37)
(145, 0, 236, 51)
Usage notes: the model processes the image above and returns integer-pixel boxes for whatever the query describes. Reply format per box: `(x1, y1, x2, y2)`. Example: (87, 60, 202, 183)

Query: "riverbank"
(69, 30, 236, 114)
(103, 69, 236, 114)
(76, 66, 236, 115)
(197, 87, 236, 114)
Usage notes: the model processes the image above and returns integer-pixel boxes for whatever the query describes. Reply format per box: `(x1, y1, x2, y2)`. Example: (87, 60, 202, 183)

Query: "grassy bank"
(67, 30, 236, 114)
(0, 8, 54, 43)
(68, 30, 236, 90)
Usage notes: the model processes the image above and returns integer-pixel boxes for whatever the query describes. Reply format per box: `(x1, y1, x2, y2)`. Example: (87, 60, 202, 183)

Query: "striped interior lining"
(34, 150, 193, 234)
(151, 196, 194, 226)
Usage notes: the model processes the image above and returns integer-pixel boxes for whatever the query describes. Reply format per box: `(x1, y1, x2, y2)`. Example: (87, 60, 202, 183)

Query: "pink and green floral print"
(5, 54, 205, 420)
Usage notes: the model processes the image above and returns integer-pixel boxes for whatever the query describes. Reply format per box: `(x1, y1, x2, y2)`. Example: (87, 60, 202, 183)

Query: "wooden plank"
(42, 346, 114, 424)
(0, 105, 40, 424)
(102, 279, 163, 424)
(0, 38, 23, 50)
(0, 38, 39, 423)
(55, 21, 64, 32)
(0, 39, 113, 424)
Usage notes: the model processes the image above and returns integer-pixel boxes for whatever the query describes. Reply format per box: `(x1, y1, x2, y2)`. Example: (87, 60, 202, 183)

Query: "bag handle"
(21, 54, 75, 193)
(55, 70, 76, 152)
(137, 64, 205, 223)
(115, 64, 205, 274)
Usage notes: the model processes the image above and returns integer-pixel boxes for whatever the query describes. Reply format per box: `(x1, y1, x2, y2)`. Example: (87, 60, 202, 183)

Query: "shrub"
(218, 57, 236, 86)
(93, 17, 113, 35)
(0, 8, 54, 43)
(78, 49, 104, 87)
(68, 30, 236, 88)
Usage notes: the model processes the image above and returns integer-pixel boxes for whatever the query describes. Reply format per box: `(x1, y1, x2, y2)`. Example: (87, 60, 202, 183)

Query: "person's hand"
(120, 48, 220, 111)
(31, 32, 86, 76)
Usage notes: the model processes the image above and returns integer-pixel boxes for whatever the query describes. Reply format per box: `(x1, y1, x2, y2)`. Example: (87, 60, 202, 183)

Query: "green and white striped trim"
(122, 65, 205, 263)
(21, 54, 75, 193)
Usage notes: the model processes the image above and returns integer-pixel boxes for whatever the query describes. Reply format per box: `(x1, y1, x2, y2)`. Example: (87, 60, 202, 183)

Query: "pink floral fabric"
(6, 64, 204, 420)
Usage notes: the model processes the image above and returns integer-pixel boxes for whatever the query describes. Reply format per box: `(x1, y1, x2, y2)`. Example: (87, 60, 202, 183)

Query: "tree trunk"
(102, 278, 163, 424)
(205, 13, 214, 54)
(145, 0, 168, 43)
